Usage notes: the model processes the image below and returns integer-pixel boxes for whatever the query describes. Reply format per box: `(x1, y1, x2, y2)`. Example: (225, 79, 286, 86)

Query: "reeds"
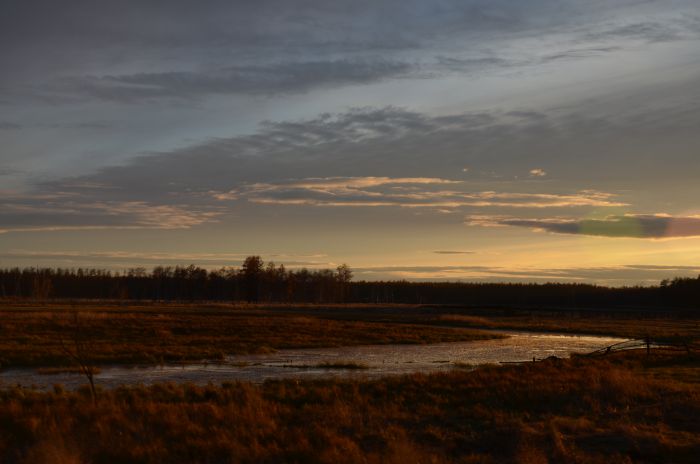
(0, 351, 697, 463)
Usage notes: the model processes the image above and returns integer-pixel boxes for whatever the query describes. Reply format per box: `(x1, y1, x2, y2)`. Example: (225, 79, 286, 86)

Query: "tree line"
(0, 257, 353, 303)
(0, 258, 699, 308)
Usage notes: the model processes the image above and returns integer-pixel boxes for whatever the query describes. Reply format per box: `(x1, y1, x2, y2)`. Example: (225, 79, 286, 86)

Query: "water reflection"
(0, 331, 627, 389)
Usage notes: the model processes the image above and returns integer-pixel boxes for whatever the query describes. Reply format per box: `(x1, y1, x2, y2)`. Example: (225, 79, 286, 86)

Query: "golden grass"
(0, 351, 698, 463)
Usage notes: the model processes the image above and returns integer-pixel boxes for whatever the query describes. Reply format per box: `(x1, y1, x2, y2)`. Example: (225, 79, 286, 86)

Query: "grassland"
(430, 310, 700, 345)
(262, 304, 700, 345)
(1, 301, 699, 462)
(0, 302, 500, 368)
(0, 350, 698, 463)
(1, 300, 699, 369)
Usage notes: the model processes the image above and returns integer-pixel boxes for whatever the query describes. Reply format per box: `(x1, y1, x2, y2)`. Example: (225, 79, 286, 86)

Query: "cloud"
(45, 96, 700, 208)
(539, 46, 623, 63)
(0, 1, 544, 101)
(433, 250, 475, 255)
(212, 177, 625, 209)
(0, 167, 19, 176)
(267, 176, 459, 192)
(30, 107, 512, 201)
(4, 1, 696, 104)
(0, 196, 221, 234)
(3, 101, 698, 236)
(0, 122, 20, 130)
(582, 21, 689, 44)
(1, 105, 641, 233)
(434, 56, 511, 73)
(466, 214, 700, 239)
(44, 122, 112, 130)
(0, 249, 329, 268)
(64, 60, 414, 101)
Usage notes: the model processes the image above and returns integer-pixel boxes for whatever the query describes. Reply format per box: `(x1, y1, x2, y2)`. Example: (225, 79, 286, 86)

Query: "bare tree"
(56, 312, 98, 403)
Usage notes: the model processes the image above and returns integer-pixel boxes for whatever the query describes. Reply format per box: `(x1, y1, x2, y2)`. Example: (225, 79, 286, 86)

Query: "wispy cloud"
(582, 21, 689, 44)
(212, 177, 460, 201)
(0, 250, 330, 267)
(0, 122, 21, 130)
(0, 198, 221, 234)
(6, 1, 697, 104)
(214, 178, 626, 209)
(433, 250, 475, 255)
(0, 104, 694, 240)
(30, 103, 700, 209)
(0, 167, 20, 177)
(61, 60, 414, 101)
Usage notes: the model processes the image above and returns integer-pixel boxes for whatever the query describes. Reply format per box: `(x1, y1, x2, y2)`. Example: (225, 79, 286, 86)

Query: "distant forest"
(1, 257, 699, 308)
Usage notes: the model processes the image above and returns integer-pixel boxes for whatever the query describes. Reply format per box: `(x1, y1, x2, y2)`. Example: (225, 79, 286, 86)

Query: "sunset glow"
(2, 1, 700, 285)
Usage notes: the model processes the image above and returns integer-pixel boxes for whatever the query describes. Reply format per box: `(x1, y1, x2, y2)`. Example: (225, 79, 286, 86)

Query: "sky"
(2, 0, 700, 285)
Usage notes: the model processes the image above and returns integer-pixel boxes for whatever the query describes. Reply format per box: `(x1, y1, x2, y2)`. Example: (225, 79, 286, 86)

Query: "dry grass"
(2, 299, 698, 370)
(475, 314, 700, 344)
(271, 304, 700, 345)
(2, 301, 698, 462)
(438, 314, 495, 327)
(315, 361, 369, 369)
(0, 302, 498, 368)
(0, 351, 698, 463)
(35, 367, 102, 376)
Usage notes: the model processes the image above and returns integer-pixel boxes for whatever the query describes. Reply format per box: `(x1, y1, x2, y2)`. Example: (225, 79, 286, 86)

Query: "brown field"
(1, 301, 699, 370)
(0, 350, 697, 463)
(0, 302, 500, 368)
(258, 304, 700, 345)
(431, 309, 700, 344)
(1, 301, 699, 463)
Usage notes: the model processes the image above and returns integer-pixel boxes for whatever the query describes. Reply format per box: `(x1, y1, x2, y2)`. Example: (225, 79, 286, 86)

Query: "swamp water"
(0, 331, 628, 390)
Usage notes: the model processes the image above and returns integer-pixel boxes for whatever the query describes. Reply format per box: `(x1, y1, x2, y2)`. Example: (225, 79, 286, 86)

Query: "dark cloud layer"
(582, 21, 687, 43)
(39, 95, 700, 204)
(472, 215, 700, 239)
(64, 60, 415, 101)
(2, 1, 698, 102)
(0, 95, 695, 234)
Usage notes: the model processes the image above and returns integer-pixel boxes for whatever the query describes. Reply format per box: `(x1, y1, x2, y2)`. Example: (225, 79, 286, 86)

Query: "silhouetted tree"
(1, 265, 699, 308)
(336, 264, 353, 303)
(241, 256, 263, 302)
(31, 270, 52, 299)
